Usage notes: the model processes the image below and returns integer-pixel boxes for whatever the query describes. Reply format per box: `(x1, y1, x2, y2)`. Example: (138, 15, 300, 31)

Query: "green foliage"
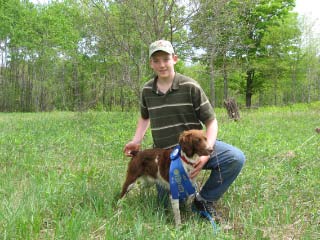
(0, 0, 319, 112)
(0, 103, 319, 238)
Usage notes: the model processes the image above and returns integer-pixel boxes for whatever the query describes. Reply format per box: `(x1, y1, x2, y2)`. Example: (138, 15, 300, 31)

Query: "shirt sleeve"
(140, 88, 149, 119)
(192, 85, 215, 123)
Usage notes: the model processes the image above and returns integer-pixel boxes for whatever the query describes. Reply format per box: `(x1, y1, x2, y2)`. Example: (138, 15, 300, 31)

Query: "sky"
(294, 0, 320, 20)
(294, 0, 320, 33)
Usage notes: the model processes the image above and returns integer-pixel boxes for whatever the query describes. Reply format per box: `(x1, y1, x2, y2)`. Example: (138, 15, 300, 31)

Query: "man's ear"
(173, 54, 178, 64)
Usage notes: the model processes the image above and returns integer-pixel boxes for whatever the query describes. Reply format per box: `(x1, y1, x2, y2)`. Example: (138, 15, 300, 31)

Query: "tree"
(1, 0, 318, 112)
(236, 0, 295, 107)
(257, 12, 301, 105)
(190, 0, 241, 106)
(87, 0, 189, 110)
(299, 15, 320, 103)
(0, 0, 84, 111)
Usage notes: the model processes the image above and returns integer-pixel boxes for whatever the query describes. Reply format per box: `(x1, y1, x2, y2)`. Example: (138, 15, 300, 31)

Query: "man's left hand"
(190, 155, 209, 179)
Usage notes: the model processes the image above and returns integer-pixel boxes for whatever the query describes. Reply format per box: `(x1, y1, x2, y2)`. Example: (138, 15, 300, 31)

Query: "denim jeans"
(200, 140, 245, 201)
(157, 140, 245, 204)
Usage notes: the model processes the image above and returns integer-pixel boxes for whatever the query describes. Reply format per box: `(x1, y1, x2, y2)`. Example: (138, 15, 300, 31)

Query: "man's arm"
(205, 118, 218, 148)
(123, 117, 150, 156)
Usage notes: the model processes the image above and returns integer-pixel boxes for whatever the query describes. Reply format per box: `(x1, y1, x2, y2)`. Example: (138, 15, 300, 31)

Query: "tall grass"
(0, 102, 319, 239)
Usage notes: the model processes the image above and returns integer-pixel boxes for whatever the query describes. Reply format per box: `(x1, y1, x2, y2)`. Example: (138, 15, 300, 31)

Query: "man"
(123, 40, 245, 221)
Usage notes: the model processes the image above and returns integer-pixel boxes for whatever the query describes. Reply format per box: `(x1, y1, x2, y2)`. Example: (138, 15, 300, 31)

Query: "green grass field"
(0, 102, 319, 239)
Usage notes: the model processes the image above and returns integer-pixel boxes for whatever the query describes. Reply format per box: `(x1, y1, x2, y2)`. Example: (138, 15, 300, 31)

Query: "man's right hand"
(123, 141, 141, 157)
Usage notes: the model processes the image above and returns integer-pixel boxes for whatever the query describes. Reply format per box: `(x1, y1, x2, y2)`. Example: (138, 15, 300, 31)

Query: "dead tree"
(224, 98, 240, 121)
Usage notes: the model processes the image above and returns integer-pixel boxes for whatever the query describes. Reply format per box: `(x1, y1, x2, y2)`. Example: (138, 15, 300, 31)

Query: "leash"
(192, 207, 220, 235)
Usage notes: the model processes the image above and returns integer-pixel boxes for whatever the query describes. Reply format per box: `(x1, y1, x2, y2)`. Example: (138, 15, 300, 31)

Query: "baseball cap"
(149, 40, 175, 58)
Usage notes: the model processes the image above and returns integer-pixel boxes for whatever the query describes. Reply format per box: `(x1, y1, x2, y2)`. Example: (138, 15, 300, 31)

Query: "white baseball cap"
(149, 40, 175, 58)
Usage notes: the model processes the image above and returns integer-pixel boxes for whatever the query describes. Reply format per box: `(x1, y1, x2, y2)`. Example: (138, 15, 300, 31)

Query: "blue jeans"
(157, 140, 245, 204)
(200, 140, 245, 201)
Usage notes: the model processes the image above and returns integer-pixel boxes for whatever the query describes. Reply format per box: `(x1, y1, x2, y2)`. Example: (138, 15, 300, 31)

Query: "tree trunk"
(72, 61, 80, 111)
(246, 69, 254, 108)
(223, 59, 228, 100)
(273, 77, 278, 105)
(209, 55, 215, 107)
(224, 98, 240, 121)
(290, 63, 297, 103)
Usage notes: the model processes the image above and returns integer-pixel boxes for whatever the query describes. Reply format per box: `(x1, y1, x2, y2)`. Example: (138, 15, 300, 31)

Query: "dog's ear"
(130, 150, 139, 157)
(179, 131, 194, 157)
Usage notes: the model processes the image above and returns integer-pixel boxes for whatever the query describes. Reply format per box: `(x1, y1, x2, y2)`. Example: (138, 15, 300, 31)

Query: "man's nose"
(159, 60, 165, 67)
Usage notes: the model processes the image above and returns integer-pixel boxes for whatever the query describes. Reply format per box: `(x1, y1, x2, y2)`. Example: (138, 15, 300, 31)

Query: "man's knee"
(231, 149, 245, 171)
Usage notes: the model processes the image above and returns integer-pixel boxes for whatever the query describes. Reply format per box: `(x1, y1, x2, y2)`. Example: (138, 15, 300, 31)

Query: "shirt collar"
(152, 73, 180, 95)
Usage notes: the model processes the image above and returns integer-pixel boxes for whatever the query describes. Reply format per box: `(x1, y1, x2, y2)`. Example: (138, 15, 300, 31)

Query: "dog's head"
(178, 129, 213, 158)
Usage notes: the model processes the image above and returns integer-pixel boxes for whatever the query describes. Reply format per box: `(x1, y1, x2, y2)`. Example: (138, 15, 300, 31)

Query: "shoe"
(192, 198, 222, 223)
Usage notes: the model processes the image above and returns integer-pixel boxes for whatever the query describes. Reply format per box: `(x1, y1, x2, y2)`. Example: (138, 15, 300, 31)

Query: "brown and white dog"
(120, 129, 213, 226)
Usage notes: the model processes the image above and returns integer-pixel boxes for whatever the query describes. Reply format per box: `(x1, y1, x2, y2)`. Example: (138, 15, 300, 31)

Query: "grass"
(0, 102, 319, 239)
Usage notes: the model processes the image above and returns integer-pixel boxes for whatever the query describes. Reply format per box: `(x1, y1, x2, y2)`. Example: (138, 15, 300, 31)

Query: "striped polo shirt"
(140, 73, 215, 149)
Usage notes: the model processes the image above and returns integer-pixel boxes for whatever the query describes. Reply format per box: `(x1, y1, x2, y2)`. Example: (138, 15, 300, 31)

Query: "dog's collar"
(180, 155, 194, 166)
(170, 146, 194, 166)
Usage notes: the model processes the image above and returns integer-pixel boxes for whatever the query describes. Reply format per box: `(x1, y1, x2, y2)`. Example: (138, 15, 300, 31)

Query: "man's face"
(150, 51, 178, 79)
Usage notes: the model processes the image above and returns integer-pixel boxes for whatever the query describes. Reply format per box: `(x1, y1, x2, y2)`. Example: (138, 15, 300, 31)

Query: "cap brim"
(149, 48, 174, 58)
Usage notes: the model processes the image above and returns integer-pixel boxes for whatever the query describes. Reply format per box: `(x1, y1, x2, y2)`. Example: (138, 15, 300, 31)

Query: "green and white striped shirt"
(140, 73, 215, 149)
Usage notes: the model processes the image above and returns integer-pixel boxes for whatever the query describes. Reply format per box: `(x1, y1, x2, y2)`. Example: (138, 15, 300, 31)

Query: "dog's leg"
(185, 194, 195, 213)
(120, 175, 138, 198)
(170, 196, 181, 227)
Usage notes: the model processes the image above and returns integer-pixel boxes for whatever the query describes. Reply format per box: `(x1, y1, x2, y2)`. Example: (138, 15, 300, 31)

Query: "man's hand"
(123, 141, 140, 157)
(190, 155, 209, 179)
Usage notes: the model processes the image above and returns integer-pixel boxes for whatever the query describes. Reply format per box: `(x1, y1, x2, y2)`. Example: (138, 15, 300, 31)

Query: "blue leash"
(193, 208, 220, 235)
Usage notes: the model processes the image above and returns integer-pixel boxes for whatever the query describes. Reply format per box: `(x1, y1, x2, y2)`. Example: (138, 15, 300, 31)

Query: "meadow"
(0, 102, 319, 239)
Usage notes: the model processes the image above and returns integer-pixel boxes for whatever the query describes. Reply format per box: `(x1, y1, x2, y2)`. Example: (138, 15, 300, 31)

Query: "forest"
(0, 0, 319, 112)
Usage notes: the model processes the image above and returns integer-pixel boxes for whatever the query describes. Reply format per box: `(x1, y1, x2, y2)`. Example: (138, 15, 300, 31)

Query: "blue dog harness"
(169, 145, 196, 200)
